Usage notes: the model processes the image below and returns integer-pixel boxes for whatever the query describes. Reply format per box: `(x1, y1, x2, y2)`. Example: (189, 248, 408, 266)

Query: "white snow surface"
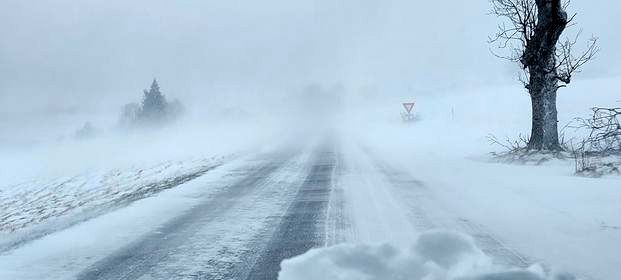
(0, 141, 318, 279)
(279, 231, 568, 280)
(0, 77, 619, 279)
(0, 154, 230, 252)
(0, 118, 287, 253)
(0, 158, 238, 279)
(332, 77, 621, 280)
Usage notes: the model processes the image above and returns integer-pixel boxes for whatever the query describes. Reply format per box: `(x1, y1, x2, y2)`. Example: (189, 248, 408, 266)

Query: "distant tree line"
(119, 79, 183, 128)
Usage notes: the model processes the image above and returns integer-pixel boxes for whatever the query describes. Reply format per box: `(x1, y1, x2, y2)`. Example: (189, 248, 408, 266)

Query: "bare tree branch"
(575, 107, 621, 154)
(555, 34, 599, 84)
(490, 0, 598, 87)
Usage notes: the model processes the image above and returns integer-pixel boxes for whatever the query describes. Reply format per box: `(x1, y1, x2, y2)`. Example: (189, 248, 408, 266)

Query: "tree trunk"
(523, 0, 568, 151)
(528, 66, 561, 151)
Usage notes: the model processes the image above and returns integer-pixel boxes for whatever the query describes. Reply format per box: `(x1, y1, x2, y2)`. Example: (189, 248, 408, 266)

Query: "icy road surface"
(0, 138, 598, 279)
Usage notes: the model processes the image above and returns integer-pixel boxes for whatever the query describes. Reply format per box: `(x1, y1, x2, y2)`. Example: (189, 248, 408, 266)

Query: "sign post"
(401, 102, 416, 122)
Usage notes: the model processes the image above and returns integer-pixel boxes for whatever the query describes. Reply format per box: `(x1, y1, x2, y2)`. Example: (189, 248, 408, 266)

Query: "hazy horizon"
(2, 1, 620, 114)
(1, 0, 621, 151)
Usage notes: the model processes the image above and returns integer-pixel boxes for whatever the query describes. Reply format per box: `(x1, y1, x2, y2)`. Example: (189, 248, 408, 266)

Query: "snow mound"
(279, 231, 574, 280)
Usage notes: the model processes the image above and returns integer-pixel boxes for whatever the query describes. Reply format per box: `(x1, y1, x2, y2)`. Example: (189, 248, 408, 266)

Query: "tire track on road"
(243, 144, 337, 280)
(323, 147, 351, 247)
(76, 150, 299, 280)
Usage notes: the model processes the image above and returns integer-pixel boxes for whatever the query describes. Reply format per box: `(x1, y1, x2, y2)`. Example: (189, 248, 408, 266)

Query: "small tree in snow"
(490, 0, 598, 151)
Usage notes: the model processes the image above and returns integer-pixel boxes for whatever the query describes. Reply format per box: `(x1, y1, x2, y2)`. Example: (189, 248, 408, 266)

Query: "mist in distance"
(1, 0, 620, 180)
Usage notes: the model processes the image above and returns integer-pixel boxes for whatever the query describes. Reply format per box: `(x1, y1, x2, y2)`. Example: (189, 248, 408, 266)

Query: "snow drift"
(279, 231, 574, 280)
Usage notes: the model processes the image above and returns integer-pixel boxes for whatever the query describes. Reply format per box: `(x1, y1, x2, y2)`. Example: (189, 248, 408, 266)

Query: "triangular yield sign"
(403, 102, 415, 113)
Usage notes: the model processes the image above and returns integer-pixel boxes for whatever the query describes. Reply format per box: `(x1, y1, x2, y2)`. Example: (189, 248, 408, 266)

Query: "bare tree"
(490, 0, 598, 151)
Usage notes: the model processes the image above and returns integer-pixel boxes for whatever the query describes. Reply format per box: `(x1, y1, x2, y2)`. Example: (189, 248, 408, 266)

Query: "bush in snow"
(572, 106, 621, 177)
(576, 107, 621, 155)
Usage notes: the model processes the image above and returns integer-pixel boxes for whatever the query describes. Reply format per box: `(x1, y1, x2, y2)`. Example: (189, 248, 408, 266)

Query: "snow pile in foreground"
(279, 231, 575, 280)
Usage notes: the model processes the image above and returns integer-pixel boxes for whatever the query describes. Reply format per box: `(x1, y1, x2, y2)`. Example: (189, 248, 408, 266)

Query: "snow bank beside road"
(0, 155, 231, 252)
(279, 231, 572, 280)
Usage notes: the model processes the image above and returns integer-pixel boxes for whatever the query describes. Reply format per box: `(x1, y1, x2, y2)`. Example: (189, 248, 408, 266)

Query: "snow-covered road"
(0, 137, 609, 279)
(0, 140, 336, 279)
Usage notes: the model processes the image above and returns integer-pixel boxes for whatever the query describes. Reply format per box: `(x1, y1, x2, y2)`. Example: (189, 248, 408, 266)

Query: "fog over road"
(0, 137, 534, 280)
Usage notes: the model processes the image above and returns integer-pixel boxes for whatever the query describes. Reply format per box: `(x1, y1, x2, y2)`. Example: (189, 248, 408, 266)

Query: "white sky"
(0, 0, 619, 114)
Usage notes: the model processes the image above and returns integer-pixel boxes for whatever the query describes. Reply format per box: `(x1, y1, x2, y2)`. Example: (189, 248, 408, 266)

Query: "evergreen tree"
(140, 79, 168, 122)
(118, 78, 183, 128)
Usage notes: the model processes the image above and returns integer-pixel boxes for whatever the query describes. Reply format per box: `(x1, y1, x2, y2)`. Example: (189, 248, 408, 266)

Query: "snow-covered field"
(0, 155, 230, 252)
(0, 77, 619, 280)
(0, 118, 285, 254)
